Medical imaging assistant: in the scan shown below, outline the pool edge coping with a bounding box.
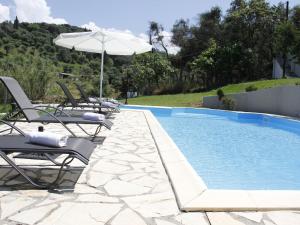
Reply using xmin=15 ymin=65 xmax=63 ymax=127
xmin=135 ymin=109 xmax=300 ymax=211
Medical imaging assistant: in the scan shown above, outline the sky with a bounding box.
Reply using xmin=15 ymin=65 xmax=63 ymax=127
xmin=0 ymin=0 xmax=299 ymax=53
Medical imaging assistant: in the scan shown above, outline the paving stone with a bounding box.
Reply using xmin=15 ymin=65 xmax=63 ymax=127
xmin=131 ymin=162 xmax=154 ymax=169
xmin=17 ymin=190 xmax=48 ymax=198
xmin=134 ymin=199 xmax=179 ymax=217
xmin=152 ymin=182 xmax=171 ymax=193
xmin=35 ymin=193 xmax=74 ymax=207
xmin=119 ymin=173 xmax=145 ymax=181
xmin=175 ymin=213 xmax=209 ymax=225
xmin=267 ymin=211 xmax=300 ymax=225
xmin=76 ymin=194 xmax=119 ymax=203
xmin=122 ymin=192 xmax=178 ymax=217
xmin=0 ymin=191 xmax=10 ymax=197
xmin=150 ymin=172 xmax=168 ymax=180
xmin=117 ymin=168 xmax=145 ymax=174
xmin=155 ymin=219 xmax=177 ymax=225
xmin=111 ymin=208 xmax=147 ymax=225
xmin=74 ymin=183 xmax=104 ymax=194
xmin=9 ymin=204 xmax=57 ymax=225
xmin=262 ymin=220 xmax=276 ymax=225
xmin=76 ymin=172 xmax=87 ymax=183
xmin=111 ymin=159 xmax=130 ymax=166
xmin=207 ymin=212 xmax=246 ymax=225
xmin=105 ymin=153 xmax=148 ymax=162
xmin=140 ymin=153 xmax=160 ymax=162
xmin=131 ymin=176 xmax=162 ymax=188
xmin=87 ymin=172 xmax=114 ymax=187
xmin=95 ymin=150 xmax=115 ymax=157
xmin=39 ymin=202 xmax=123 ymax=225
xmin=135 ymin=149 xmax=156 ymax=154
xmin=36 ymin=202 xmax=75 ymax=225
xmin=232 ymin=212 xmax=263 ymax=223
xmin=104 ymin=179 xmax=151 ymax=196
xmin=93 ymin=160 xmax=130 ymax=173
xmin=0 ymin=196 xmax=36 ymax=219
xmin=145 ymin=167 xmax=164 ymax=173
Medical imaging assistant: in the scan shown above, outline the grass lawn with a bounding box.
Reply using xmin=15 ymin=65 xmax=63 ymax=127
xmin=123 ymin=78 xmax=300 ymax=107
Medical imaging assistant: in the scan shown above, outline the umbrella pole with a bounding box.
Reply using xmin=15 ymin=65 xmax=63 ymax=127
xmin=99 ymin=41 xmax=105 ymax=100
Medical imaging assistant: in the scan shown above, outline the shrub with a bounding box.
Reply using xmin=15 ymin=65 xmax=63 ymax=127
xmin=222 ymin=97 xmax=235 ymax=110
xmin=245 ymin=85 xmax=258 ymax=92
xmin=295 ymin=82 xmax=300 ymax=86
xmin=216 ymin=89 xmax=225 ymax=100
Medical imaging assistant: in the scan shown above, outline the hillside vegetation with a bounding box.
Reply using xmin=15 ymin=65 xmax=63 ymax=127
xmin=0 ymin=21 xmax=129 ymax=101
xmin=124 ymin=78 xmax=300 ymax=107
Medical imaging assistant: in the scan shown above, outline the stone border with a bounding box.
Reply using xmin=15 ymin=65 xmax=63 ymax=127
xmin=137 ymin=109 xmax=300 ymax=211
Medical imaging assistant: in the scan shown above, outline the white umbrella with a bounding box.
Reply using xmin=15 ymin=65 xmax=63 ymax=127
xmin=53 ymin=29 xmax=152 ymax=98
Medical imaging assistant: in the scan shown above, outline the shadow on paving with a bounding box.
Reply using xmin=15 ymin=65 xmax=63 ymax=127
xmin=0 ymin=166 xmax=84 ymax=192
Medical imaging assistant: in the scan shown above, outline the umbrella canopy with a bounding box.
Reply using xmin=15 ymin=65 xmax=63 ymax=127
xmin=54 ymin=30 xmax=152 ymax=98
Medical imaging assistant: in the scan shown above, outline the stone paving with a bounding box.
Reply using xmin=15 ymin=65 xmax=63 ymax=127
xmin=0 ymin=110 xmax=299 ymax=225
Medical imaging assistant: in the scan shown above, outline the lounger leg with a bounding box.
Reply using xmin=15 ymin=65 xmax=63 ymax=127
xmin=45 ymin=153 xmax=74 ymax=166
xmin=9 ymin=121 xmax=17 ymax=134
xmin=0 ymin=121 xmax=18 ymax=135
xmin=75 ymin=123 xmax=102 ymax=139
xmin=92 ymin=125 xmax=102 ymax=141
xmin=0 ymin=151 xmax=76 ymax=189
xmin=48 ymin=155 xmax=75 ymax=188
xmin=0 ymin=151 xmax=46 ymax=188
xmin=54 ymin=105 xmax=60 ymax=116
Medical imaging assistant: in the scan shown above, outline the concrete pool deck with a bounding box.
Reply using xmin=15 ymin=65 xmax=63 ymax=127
xmin=0 ymin=110 xmax=299 ymax=225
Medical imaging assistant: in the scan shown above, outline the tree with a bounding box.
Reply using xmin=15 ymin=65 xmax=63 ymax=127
xmin=13 ymin=16 xmax=19 ymax=29
xmin=148 ymin=21 xmax=169 ymax=57
xmin=274 ymin=21 xmax=297 ymax=77
xmin=171 ymin=7 xmax=223 ymax=81
xmin=291 ymin=6 xmax=300 ymax=62
xmin=57 ymin=48 xmax=72 ymax=63
xmin=0 ymin=50 xmax=54 ymax=100
xmin=291 ymin=6 xmax=300 ymax=29
xmin=192 ymin=6 xmax=222 ymax=52
xmin=128 ymin=52 xmax=174 ymax=95
xmin=171 ymin=19 xmax=190 ymax=48
xmin=223 ymin=0 xmax=277 ymax=80
xmin=190 ymin=39 xmax=218 ymax=89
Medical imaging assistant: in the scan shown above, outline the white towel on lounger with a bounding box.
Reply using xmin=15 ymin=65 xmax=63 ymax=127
xmin=88 ymin=97 xmax=98 ymax=103
xmin=82 ymin=112 xmax=105 ymax=121
xmin=101 ymin=101 xmax=117 ymax=108
xmin=26 ymin=132 xmax=69 ymax=147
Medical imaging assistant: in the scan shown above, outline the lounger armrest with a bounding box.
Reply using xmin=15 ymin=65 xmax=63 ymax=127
xmin=20 ymin=107 xmax=77 ymax=137
xmin=0 ymin=119 xmax=26 ymax=136
xmin=34 ymin=105 xmax=72 ymax=117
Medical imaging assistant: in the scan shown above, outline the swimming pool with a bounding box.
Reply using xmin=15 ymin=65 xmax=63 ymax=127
xmin=123 ymin=106 xmax=300 ymax=190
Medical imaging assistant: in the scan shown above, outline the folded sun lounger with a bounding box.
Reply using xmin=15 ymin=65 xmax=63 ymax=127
xmin=0 ymin=76 xmax=113 ymax=140
xmin=0 ymin=120 xmax=96 ymax=188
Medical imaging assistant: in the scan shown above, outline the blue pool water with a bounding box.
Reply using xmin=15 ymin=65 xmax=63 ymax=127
xmin=123 ymin=106 xmax=300 ymax=190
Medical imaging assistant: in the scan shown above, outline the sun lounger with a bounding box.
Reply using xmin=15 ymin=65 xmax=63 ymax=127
xmin=56 ymin=81 xmax=120 ymax=114
xmin=0 ymin=76 xmax=113 ymax=139
xmin=75 ymin=83 xmax=122 ymax=107
xmin=0 ymin=119 xmax=96 ymax=188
